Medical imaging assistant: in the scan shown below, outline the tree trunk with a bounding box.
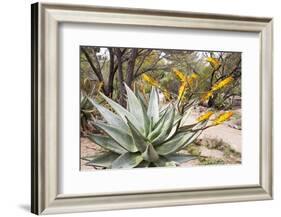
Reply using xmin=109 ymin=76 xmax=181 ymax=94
xmin=126 ymin=48 xmax=138 ymax=88
xmin=106 ymin=48 xmax=116 ymax=97
xmin=116 ymin=48 xmax=126 ymax=107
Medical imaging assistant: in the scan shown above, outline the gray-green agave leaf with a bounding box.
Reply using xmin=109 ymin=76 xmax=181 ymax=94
xmin=86 ymin=152 xmax=119 ymax=168
xmin=85 ymin=85 xmax=207 ymax=169
xmin=124 ymin=83 xmax=150 ymax=134
xmin=87 ymin=97 xmax=128 ymax=130
xmin=94 ymin=121 xmax=138 ymax=152
xmin=142 ymin=143 xmax=159 ymax=162
xmin=126 ymin=117 xmax=147 ymax=153
xmin=156 ymin=121 xmax=207 ymax=156
xmin=147 ymin=87 xmax=160 ymax=125
xmin=100 ymin=92 xmax=144 ymax=132
xmin=112 ymin=152 xmax=143 ymax=169
xmin=88 ymin=134 xmax=127 ymax=154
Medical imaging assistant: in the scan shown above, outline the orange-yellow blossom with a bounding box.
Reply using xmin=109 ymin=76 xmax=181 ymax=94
xmin=177 ymin=81 xmax=188 ymax=101
xmin=213 ymin=111 xmax=233 ymax=125
xmin=211 ymin=76 xmax=234 ymax=91
xmin=201 ymin=91 xmax=213 ymax=101
xmin=173 ymin=68 xmax=186 ymax=82
xmin=186 ymin=73 xmax=198 ymax=86
xmin=173 ymin=69 xmax=198 ymax=85
xmin=142 ymin=74 xmax=159 ymax=87
xmin=206 ymin=57 xmax=221 ymax=69
xmin=190 ymin=73 xmax=198 ymax=79
xmin=142 ymin=74 xmax=171 ymax=100
xmin=197 ymin=111 xmax=214 ymax=122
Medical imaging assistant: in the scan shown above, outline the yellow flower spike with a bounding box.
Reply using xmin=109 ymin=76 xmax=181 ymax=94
xmin=186 ymin=75 xmax=196 ymax=86
xmin=213 ymin=111 xmax=234 ymax=125
xmin=163 ymin=90 xmax=171 ymax=101
xmin=206 ymin=57 xmax=221 ymax=70
xmin=197 ymin=111 xmax=214 ymax=122
xmin=142 ymin=74 xmax=159 ymax=87
xmin=190 ymin=73 xmax=198 ymax=79
xmin=211 ymin=76 xmax=234 ymax=91
xmin=177 ymin=81 xmax=188 ymax=101
xmin=173 ymin=68 xmax=186 ymax=82
xmin=201 ymin=91 xmax=213 ymax=101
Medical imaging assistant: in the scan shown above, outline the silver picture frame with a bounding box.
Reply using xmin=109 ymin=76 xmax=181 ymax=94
xmin=31 ymin=2 xmax=273 ymax=215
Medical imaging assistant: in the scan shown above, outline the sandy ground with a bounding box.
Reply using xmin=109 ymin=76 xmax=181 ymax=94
xmin=200 ymin=124 xmax=241 ymax=152
xmin=80 ymin=109 xmax=241 ymax=170
xmin=185 ymin=111 xmax=241 ymax=152
xmin=80 ymin=137 xmax=106 ymax=171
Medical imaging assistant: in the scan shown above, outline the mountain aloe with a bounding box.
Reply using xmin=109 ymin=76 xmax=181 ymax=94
xmin=85 ymin=84 xmax=208 ymax=169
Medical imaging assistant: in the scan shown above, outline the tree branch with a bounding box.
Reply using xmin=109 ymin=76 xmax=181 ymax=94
xmin=81 ymin=47 xmax=104 ymax=82
xmin=134 ymin=49 xmax=153 ymax=76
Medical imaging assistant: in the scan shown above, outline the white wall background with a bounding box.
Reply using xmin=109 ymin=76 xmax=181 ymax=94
xmin=0 ymin=0 xmax=279 ymax=216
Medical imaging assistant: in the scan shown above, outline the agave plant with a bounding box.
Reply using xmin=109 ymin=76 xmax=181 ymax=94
xmin=85 ymin=84 xmax=207 ymax=169
xmin=80 ymin=95 xmax=96 ymax=135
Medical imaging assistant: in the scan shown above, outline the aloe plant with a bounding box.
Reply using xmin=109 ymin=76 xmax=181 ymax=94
xmin=80 ymin=96 xmax=95 ymax=134
xmin=85 ymin=84 xmax=207 ymax=169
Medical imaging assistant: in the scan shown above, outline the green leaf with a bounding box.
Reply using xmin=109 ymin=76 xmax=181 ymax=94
xmin=126 ymin=117 xmax=148 ymax=153
xmin=135 ymin=88 xmax=148 ymax=110
xmin=178 ymin=123 xmax=197 ymax=132
xmin=149 ymin=117 xmax=153 ymax=133
xmin=179 ymin=118 xmax=208 ymax=132
xmin=94 ymin=121 xmax=137 ymax=152
xmin=152 ymin=107 xmax=175 ymax=145
xmin=155 ymin=132 xmax=194 ymax=156
xmin=124 ymin=83 xmax=146 ymax=130
xmin=81 ymin=96 xmax=88 ymax=108
xmin=159 ymin=103 xmax=170 ymax=116
xmin=179 ymin=107 xmax=192 ymax=127
xmin=81 ymin=155 xmax=95 ymax=161
xmin=165 ymin=153 xmax=197 ymax=165
xmin=124 ymin=83 xmax=150 ymax=135
xmin=166 ymin=116 xmax=182 ymax=140
xmin=112 ymin=152 xmax=143 ymax=169
xmin=148 ymin=107 xmax=169 ymax=140
xmin=100 ymin=92 xmax=143 ymax=132
xmin=88 ymin=134 xmax=127 ymax=154
xmin=81 ymin=96 xmax=93 ymax=110
xmin=192 ymin=120 xmax=208 ymax=130
xmin=182 ymin=130 xmax=203 ymax=149
xmin=156 ymin=121 xmax=207 ymax=155
xmin=86 ymin=152 xmax=119 ymax=168
xmin=153 ymin=156 xmax=177 ymax=167
xmin=147 ymin=87 xmax=159 ymax=125
xmin=142 ymin=143 xmax=159 ymax=162
xmin=88 ymin=97 xmax=128 ymax=130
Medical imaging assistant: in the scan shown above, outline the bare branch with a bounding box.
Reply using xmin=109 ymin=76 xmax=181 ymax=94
xmin=81 ymin=47 xmax=104 ymax=82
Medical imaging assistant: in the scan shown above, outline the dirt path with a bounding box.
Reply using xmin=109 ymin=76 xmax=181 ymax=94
xmin=184 ymin=111 xmax=241 ymax=153
xmin=199 ymin=124 xmax=241 ymax=152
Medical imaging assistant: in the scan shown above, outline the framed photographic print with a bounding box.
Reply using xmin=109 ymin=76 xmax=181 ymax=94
xmin=31 ymin=2 xmax=273 ymax=215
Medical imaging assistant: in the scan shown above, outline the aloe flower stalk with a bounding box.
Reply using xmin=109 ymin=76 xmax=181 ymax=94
xmin=85 ymin=83 xmax=208 ymax=169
